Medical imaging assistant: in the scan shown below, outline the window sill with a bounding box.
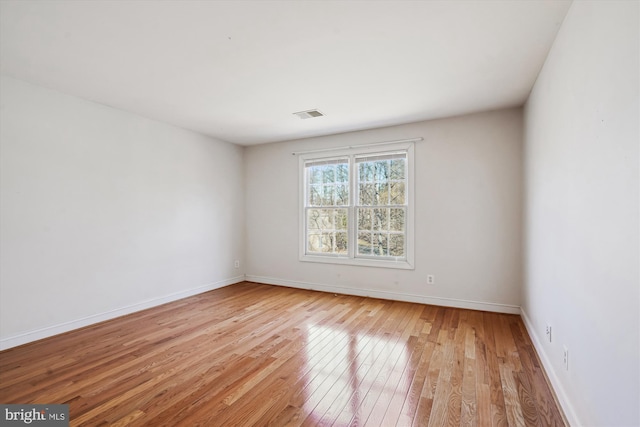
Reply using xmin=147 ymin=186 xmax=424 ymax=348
xmin=299 ymin=254 xmax=414 ymax=270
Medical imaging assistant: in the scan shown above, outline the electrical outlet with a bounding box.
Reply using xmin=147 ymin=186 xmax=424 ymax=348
xmin=545 ymin=324 xmax=552 ymax=343
xmin=234 ymin=260 xmax=240 ymax=268
xmin=427 ymin=275 xmax=435 ymax=285
xmin=563 ymin=346 xmax=569 ymax=371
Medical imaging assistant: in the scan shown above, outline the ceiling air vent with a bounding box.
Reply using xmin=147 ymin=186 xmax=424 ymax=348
xmin=293 ymin=109 xmax=324 ymax=119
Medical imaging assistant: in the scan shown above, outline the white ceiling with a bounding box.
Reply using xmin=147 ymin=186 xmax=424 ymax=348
xmin=0 ymin=0 xmax=571 ymax=145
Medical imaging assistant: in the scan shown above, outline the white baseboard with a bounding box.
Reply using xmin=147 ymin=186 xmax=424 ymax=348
xmin=0 ymin=275 xmax=245 ymax=351
xmin=245 ymin=275 xmax=521 ymax=314
xmin=520 ymin=307 xmax=581 ymax=427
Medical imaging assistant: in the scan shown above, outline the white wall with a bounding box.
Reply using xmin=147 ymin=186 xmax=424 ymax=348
xmin=245 ymin=108 xmax=523 ymax=313
xmin=523 ymin=1 xmax=639 ymax=426
xmin=0 ymin=76 xmax=245 ymax=349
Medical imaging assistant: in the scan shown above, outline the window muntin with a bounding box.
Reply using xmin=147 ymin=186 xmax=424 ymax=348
xmin=300 ymin=143 xmax=414 ymax=269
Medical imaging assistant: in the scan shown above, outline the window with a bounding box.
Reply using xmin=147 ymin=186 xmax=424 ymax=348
xmin=299 ymin=142 xmax=414 ymax=269
xmin=305 ymin=158 xmax=350 ymax=255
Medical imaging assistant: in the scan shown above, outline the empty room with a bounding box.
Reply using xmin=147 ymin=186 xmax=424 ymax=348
xmin=0 ymin=1 xmax=638 ymax=426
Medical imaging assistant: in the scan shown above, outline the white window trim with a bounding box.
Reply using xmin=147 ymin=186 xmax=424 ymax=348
xmin=298 ymin=141 xmax=415 ymax=270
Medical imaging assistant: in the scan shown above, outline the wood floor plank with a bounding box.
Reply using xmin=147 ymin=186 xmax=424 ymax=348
xmin=484 ymin=312 xmax=509 ymax=427
xmin=461 ymin=355 xmax=477 ymax=427
xmin=0 ymin=281 xmax=567 ymax=426
xmin=499 ymin=363 xmax=526 ymax=427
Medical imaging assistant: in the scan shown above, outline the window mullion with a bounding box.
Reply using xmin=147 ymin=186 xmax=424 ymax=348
xmin=348 ymin=155 xmax=356 ymax=259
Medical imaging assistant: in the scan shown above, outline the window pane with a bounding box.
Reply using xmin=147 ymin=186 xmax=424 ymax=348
xmin=390 ymin=159 xmax=406 ymax=180
xmin=389 ymin=234 xmax=405 ymax=257
xmin=389 ymin=208 xmax=405 ymax=231
xmin=335 ymin=232 xmax=348 ymax=253
xmin=308 ymin=233 xmax=322 ymax=253
xmin=375 ymin=183 xmax=389 ymax=204
xmin=309 ymin=167 xmax=323 ymax=185
xmin=322 ymin=167 xmax=335 ymax=183
xmin=390 ymin=182 xmax=405 ymax=205
xmin=372 ymin=208 xmax=389 ymax=231
xmin=308 ymin=185 xmax=322 ymax=206
xmin=359 ymin=183 xmax=375 ymax=205
xmin=335 ymin=209 xmax=348 ymax=230
xmin=320 ymin=233 xmax=335 ymax=253
xmin=307 ymin=209 xmax=331 ymax=230
xmin=336 ymin=163 xmax=349 ymax=182
xmin=336 ymin=184 xmax=348 ymax=206
xmin=357 ymin=232 xmax=372 ymax=255
xmin=322 ymin=185 xmax=335 ymax=205
xmin=372 ymin=233 xmax=389 ymax=256
xmin=357 ymin=208 xmax=372 ymax=231
xmin=375 ymin=161 xmax=389 ymax=181
xmin=307 ymin=209 xmax=321 ymax=230
xmin=321 ymin=209 xmax=334 ymax=229
xmin=359 ymin=162 xmax=374 ymax=182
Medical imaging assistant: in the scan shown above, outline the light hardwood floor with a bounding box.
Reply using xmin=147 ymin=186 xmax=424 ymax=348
xmin=0 ymin=281 xmax=566 ymax=426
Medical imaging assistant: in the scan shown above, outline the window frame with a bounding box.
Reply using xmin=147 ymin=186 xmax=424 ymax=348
xmin=298 ymin=141 xmax=415 ymax=270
